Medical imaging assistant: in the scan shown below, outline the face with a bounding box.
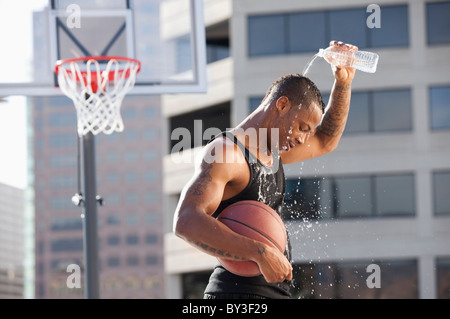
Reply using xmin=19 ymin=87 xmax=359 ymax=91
xmin=277 ymin=102 xmax=323 ymax=153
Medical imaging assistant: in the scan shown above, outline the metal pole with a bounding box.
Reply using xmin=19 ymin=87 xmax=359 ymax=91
xmin=79 ymin=131 xmax=100 ymax=299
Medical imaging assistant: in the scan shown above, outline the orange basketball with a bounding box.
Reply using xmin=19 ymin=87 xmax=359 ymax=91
xmin=216 ymin=200 xmax=287 ymax=277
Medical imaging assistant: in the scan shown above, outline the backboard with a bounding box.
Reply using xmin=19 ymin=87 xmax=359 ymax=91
xmin=0 ymin=0 xmax=207 ymax=96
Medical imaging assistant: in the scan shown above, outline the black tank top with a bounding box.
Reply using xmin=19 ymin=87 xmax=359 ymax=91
xmin=204 ymin=131 xmax=292 ymax=299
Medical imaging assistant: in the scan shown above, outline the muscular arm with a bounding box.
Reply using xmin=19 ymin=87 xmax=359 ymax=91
xmin=315 ymin=80 xmax=352 ymax=150
xmin=173 ymin=140 xmax=292 ymax=283
xmin=281 ymin=41 xmax=357 ymax=164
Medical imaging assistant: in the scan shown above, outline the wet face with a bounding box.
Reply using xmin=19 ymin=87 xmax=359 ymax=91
xmin=278 ymin=102 xmax=323 ymax=153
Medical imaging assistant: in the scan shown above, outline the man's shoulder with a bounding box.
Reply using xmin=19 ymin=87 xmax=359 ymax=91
xmin=200 ymin=136 xmax=247 ymax=166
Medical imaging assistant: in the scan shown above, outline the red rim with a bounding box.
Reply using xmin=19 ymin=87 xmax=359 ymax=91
xmin=55 ymin=56 xmax=141 ymax=82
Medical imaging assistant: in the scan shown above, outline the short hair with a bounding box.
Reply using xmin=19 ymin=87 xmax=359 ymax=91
xmin=263 ymin=73 xmax=325 ymax=113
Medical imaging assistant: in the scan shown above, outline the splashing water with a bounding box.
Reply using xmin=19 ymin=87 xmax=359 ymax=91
xmin=302 ymin=53 xmax=320 ymax=76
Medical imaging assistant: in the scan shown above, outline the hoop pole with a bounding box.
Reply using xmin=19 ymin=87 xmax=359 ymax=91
xmin=79 ymin=131 xmax=100 ymax=299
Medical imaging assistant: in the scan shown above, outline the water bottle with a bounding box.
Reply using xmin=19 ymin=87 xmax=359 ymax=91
xmin=317 ymin=46 xmax=379 ymax=73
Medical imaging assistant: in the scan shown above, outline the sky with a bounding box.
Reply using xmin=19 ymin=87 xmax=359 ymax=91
xmin=0 ymin=0 xmax=48 ymax=189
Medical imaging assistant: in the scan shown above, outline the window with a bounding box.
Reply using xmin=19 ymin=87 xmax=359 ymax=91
xmin=345 ymin=89 xmax=412 ymax=134
xmin=51 ymin=238 xmax=83 ymax=252
xmin=249 ymin=97 xmax=263 ymax=113
xmin=436 ymin=257 xmax=450 ymax=299
xmin=51 ymin=218 xmax=82 ymax=231
xmin=284 ymin=173 xmax=415 ymax=220
xmin=248 ymin=5 xmax=409 ymax=57
xmin=288 ymin=12 xmax=326 ymax=53
xmin=124 ymin=151 xmax=139 ymax=162
xmin=368 ymin=5 xmax=409 ymax=48
xmin=372 ymin=89 xmax=412 ymax=132
xmin=433 ymin=171 xmax=450 ymax=216
xmin=248 ymin=14 xmax=286 ymax=56
xmin=430 ymin=86 xmax=450 ymax=130
xmin=249 ymin=89 xmax=412 ymax=135
xmin=345 ymin=92 xmax=370 ymax=134
xmin=206 ymin=21 xmax=230 ymax=63
xmin=292 ymin=259 xmax=418 ymax=299
xmin=107 ymin=215 xmax=120 ymax=225
xmin=126 ymin=214 xmax=139 ymax=225
xmin=329 ymin=8 xmax=368 ymax=47
xmin=169 ymin=102 xmax=231 ymax=152
xmin=333 ymin=176 xmax=372 ymax=218
xmin=375 ymin=174 xmax=415 ymax=216
xmin=50 ymin=175 xmax=77 ymax=189
xmin=107 ymin=235 xmax=120 ymax=246
xmin=427 ymin=2 xmax=450 ymax=45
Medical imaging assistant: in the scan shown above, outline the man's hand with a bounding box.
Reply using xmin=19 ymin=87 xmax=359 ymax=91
xmin=253 ymin=244 xmax=293 ymax=283
xmin=329 ymin=40 xmax=357 ymax=84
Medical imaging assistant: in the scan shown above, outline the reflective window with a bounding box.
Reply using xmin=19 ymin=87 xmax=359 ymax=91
xmin=369 ymin=5 xmax=409 ymax=48
xmin=248 ymin=5 xmax=409 ymax=57
xmin=433 ymin=171 xmax=450 ymax=215
xmin=375 ymin=174 xmax=415 ymax=216
xmin=51 ymin=238 xmax=83 ymax=252
xmin=427 ymin=2 xmax=450 ymax=45
xmin=373 ymin=89 xmax=412 ymax=132
xmin=107 ymin=215 xmax=120 ymax=225
xmin=329 ymin=8 xmax=368 ymax=47
xmin=250 ymin=89 xmax=412 ymax=135
xmin=334 ymin=176 xmax=372 ymax=218
xmin=288 ymin=12 xmax=327 ymax=53
xmin=430 ymin=86 xmax=450 ymax=130
xmin=284 ymin=173 xmax=415 ymax=220
xmin=436 ymin=257 xmax=450 ymax=299
xmin=345 ymin=92 xmax=370 ymax=134
xmin=288 ymin=259 xmax=418 ymax=299
xmin=107 ymin=235 xmax=120 ymax=246
xmin=248 ymin=14 xmax=286 ymax=56
xmin=50 ymin=218 xmax=82 ymax=231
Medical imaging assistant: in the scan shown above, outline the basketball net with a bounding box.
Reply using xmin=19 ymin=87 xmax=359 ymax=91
xmin=55 ymin=56 xmax=141 ymax=136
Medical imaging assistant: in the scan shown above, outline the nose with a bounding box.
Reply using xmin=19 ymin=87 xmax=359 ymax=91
xmin=296 ymin=133 xmax=307 ymax=145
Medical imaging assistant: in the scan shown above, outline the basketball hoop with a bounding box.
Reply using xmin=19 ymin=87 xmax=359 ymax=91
xmin=55 ymin=56 xmax=141 ymax=136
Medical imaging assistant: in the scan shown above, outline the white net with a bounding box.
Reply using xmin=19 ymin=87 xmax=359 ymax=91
xmin=56 ymin=58 xmax=140 ymax=135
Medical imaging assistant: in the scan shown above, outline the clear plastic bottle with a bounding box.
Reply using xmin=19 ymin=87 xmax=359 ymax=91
xmin=317 ymin=46 xmax=379 ymax=73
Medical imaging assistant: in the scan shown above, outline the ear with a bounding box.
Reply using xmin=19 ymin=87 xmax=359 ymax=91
xmin=275 ymin=96 xmax=291 ymax=115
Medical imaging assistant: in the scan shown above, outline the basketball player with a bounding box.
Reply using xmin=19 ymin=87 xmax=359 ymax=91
xmin=173 ymin=41 xmax=357 ymax=299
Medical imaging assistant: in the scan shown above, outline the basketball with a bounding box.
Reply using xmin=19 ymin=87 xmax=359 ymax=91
xmin=216 ymin=200 xmax=287 ymax=277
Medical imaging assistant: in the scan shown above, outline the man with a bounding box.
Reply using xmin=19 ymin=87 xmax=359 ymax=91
xmin=173 ymin=41 xmax=357 ymax=299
